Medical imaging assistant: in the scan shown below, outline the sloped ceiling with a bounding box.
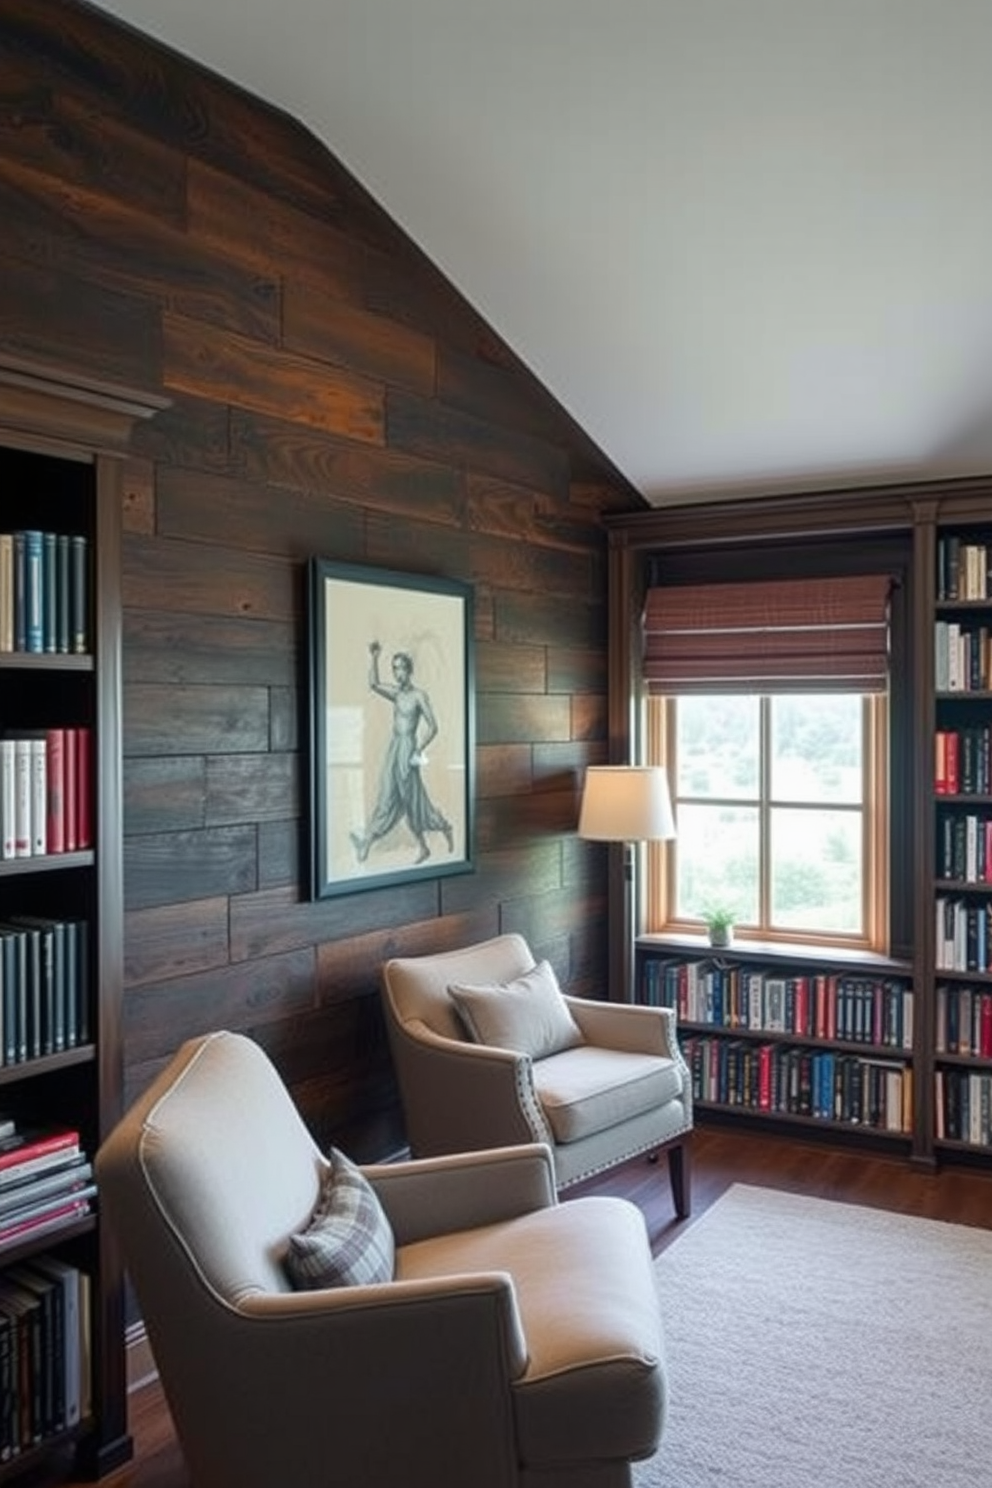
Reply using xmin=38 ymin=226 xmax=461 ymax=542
xmin=95 ymin=0 xmax=992 ymax=506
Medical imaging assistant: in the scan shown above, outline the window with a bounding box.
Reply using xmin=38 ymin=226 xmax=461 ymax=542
xmin=647 ymin=690 xmax=888 ymax=949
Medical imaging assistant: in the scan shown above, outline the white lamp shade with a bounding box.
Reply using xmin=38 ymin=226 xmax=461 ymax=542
xmin=577 ymin=766 xmax=676 ymax=843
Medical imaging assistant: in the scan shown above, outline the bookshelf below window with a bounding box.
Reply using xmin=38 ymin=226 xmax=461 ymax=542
xmin=636 ymin=937 xmax=916 ymax=1147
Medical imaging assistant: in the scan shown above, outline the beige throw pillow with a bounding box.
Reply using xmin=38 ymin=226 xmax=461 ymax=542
xmin=449 ymin=960 xmax=583 ymax=1060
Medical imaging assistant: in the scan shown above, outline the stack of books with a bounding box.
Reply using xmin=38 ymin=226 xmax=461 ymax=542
xmin=0 ymin=1124 xmax=94 ymax=1249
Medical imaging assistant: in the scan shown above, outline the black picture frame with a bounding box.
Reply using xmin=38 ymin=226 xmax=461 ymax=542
xmin=308 ymin=558 xmax=475 ymax=899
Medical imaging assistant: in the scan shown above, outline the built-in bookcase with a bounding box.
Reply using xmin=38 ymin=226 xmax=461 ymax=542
xmin=606 ymin=473 xmax=992 ymax=1175
xmin=0 ymin=355 xmax=165 ymax=1481
xmin=933 ymin=527 xmax=992 ymax=1154
xmin=636 ymin=938 xmax=916 ymax=1148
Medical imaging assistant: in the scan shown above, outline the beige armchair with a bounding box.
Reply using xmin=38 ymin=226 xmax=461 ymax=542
xmin=381 ymin=932 xmax=692 ymax=1218
xmin=96 ymin=1029 xmax=667 ymax=1488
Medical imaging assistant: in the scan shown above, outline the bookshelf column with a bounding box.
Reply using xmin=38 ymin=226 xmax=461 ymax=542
xmin=0 ymin=354 xmax=167 ymax=1480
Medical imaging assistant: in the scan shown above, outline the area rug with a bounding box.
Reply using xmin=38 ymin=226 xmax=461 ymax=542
xmin=633 ymin=1183 xmax=992 ymax=1488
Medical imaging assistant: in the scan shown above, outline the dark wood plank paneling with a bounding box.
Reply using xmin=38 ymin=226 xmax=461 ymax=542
xmin=155 ymin=465 xmax=366 ymax=558
xmin=231 ymin=407 xmax=464 ymax=523
xmin=475 ymin=742 xmax=534 ymax=798
xmin=122 ymin=455 xmax=155 ymax=534
xmin=547 ymin=645 xmax=608 ymax=694
xmin=205 ymin=752 xmax=298 ymax=826
xmin=439 ymin=842 xmax=564 ymax=916
xmin=125 ymin=826 xmax=259 ymax=911
xmin=0 ymin=0 xmax=362 ymax=227
xmin=123 ymin=535 xmax=296 ymax=621
xmin=124 ymin=756 xmax=207 ymax=835
xmin=496 ymin=589 xmax=605 ymax=649
xmin=0 ymin=249 xmax=160 ymax=388
xmin=0 ymin=159 xmax=280 ymax=344
xmin=476 ymin=641 xmax=547 ymax=695
xmin=229 ymin=880 xmax=441 ymax=963
xmin=476 ymin=694 xmax=572 ymax=746
xmin=284 ymin=280 xmax=436 ymax=396
xmin=124 ymin=948 xmax=317 ymax=1062
xmin=258 ymin=819 xmax=303 ymax=889
xmin=124 ymin=683 xmax=271 ymax=756
xmin=124 ymin=610 xmax=294 ymax=687
xmin=0 ymin=60 xmax=186 ymax=225
xmin=387 ymin=388 xmax=570 ymax=494
xmin=129 ymin=392 xmax=234 ymax=473
xmin=186 ymin=158 xmax=368 ymax=299
xmin=163 ymin=311 xmax=385 ymax=443
xmin=123 ymin=896 xmax=231 ymax=987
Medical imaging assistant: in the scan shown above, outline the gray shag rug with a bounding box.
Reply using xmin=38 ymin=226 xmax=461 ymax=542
xmin=633 ymin=1183 xmax=992 ymax=1488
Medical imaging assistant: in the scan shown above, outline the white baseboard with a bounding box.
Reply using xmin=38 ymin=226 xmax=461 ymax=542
xmin=126 ymin=1322 xmax=158 ymax=1393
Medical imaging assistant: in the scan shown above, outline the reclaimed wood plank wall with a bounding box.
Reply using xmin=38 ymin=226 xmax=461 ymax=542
xmin=0 ymin=0 xmax=644 ymax=1155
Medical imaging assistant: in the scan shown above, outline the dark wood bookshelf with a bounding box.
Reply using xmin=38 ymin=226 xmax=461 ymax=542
xmin=0 ymin=354 xmax=167 ymax=1484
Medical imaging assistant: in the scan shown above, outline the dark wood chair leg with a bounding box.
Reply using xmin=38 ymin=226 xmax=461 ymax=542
xmin=667 ymin=1140 xmax=691 ymax=1219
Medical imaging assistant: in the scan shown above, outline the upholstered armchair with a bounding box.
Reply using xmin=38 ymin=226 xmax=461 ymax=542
xmin=96 ymin=1029 xmax=667 ymax=1488
xmin=381 ymin=932 xmax=692 ymax=1217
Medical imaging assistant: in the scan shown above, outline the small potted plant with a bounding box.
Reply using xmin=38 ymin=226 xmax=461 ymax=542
xmin=702 ymin=906 xmax=736 ymax=949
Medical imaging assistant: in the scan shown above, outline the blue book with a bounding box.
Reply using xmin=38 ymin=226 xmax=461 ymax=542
xmin=23 ymin=530 xmax=43 ymax=654
xmin=42 ymin=531 xmax=56 ymax=654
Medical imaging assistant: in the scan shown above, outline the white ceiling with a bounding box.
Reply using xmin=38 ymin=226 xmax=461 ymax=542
xmin=95 ymin=0 xmax=992 ymax=506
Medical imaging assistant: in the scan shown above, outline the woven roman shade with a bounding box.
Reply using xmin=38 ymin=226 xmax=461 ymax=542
xmin=642 ymin=574 xmax=892 ymax=693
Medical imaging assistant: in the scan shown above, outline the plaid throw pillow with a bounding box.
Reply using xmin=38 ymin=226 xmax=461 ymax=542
xmin=285 ymin=1148 xmax=395 ymax=1289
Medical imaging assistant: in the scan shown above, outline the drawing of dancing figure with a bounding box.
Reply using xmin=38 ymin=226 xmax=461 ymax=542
xmin=350 ymin=640 xmax=454 ymax=865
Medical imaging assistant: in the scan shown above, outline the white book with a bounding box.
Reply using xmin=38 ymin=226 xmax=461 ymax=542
xmin=29 ymin=734 xmax=45 ymax=856
xmin=11 ymin=735 xmax=31 ymax=858
xmin=0 ymin=738 xmax=13 ymax=859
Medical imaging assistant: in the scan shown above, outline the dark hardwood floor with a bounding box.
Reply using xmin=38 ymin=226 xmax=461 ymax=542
xmin=75 ymin=1123 xmax=992 ymax=1488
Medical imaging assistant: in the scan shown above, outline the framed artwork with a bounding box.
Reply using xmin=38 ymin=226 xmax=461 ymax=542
xmin=308 ymin=558 xmax=475 ymax=899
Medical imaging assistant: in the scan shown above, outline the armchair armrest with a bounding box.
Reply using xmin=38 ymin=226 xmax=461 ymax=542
xmin=389 ymin=1017 xmax=553 ymax=1153
xmin=564 ymin=997 xmax=684 ymax=1059
xmin=220 ymin=1276 xmax=527 ymax=1487
xmin=362 ymin=1144 xmax=557 ymax=1244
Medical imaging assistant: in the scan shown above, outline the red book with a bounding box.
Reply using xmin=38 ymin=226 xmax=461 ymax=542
xmin=981 ymin=994 xmax=992 ymax=1058
xmin=45 ymin=727 xmax=65 ymax=854
xmin=758 ymin=1043 xmax=772 ymax=1109
xmin=75 ymin=726 xmax=92 ymax=850
xmin=0 ymin=1129 xmax=80 ymax=1174
xmin=946 ymin=731 xmax=960 ymax=795
xmin=63 ymin=726 xmax=77 ymax=852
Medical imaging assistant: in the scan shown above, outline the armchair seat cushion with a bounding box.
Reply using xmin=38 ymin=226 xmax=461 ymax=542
xmin=396 ymin=1194 xmax=665 ymax=1465
xmin=533 ymin=1047 xmax=685 ymax=1145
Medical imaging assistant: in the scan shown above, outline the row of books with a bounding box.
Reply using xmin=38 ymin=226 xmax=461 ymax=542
xmin=0 ymin=1254 xmax=90 ymax=1459
xmin=0 ymin=918 xmax=90 ymax=1063
xmin=934 ymin=620 xmax=992 ymax=692
xmin=0 ymin=729 xmax=92 ymax=859
xmin=640 ymin=957 xmax=914 ymax=1049
xmin=936 ymin=984 xmax=992 ymax=1057
xmin=936 ymin=811 xmax=992 ymax=883
xmin=934 ymin=727 xmax=992 ymax=796
xmin=936 ymin=536 xmax=992 ymax=602
xmin=934 ymin=895 xmax=992 ymax=974
xmin=681 ymin=1034 xmax=912 ymax=1131
xmin=0 ymin=531 xmax=89 ymax=656
xmin=936 ymin=1068 xmax=992 ymax=1146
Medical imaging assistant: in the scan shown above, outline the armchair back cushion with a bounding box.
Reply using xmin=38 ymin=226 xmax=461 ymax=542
xmin=384 ymin=931 xmax=536 ymax=1040
xmin=449 ymin=959 xmax=583 ymax=1059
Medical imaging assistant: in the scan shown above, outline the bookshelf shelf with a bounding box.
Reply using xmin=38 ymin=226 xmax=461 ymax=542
xmin=0 ymin=354 xmax=166 ymax=1482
